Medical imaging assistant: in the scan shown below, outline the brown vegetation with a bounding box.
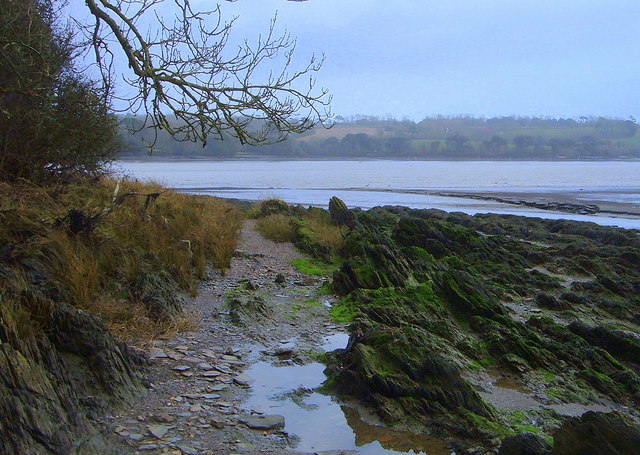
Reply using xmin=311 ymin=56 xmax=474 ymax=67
xmin=0 ymin=178 xmax=242 ymax=340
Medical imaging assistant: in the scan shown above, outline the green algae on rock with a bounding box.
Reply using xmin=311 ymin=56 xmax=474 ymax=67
xmin=323 ymin=200 xmax=640 ymax=449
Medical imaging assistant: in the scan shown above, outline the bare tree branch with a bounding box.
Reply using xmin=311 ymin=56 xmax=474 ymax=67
xmin=80 ymin=0 xmax=331 ymax=147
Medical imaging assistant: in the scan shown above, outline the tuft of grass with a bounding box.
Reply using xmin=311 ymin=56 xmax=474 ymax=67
xmin=300 ymin=210 xmax=346 ymax=252
xmin=255 ymin=213 xmax=296 ymax=243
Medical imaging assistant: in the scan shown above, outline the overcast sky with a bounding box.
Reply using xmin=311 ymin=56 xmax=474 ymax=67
xmin=70 ymin=0 xmax=640 ymax=121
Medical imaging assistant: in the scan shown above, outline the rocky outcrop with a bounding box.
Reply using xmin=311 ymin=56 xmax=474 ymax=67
xmin=329 ymin=196 xmax=357 ymax=229
xmin=552 ymin=411 xmax=640 ymax=455
xmin=568 ymin=321 xmax=640 ymax=368
xmin=324 ymin=204 xmax=640 ymax=442
xmin=498 ymin=432 xmax=551 ymax=455
xmin=0 ymin=301 xmax=146 ymax=454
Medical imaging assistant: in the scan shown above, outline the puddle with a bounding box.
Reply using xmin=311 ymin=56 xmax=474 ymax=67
xmin=493 ymin=377 xmax=533 ymax=395
xmin=243 ymin=332 xmax=451 ymax=454
xmin=479 ymin=373 xmax=542 ymax=411
xmin=322 ymin=332 xmax=350 ymax=352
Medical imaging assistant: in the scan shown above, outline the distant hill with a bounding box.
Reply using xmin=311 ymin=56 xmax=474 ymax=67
xmin=119 ymin=115 xmax=640 ymax=160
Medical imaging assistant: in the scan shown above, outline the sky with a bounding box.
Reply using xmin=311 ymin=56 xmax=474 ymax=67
xmin=68 ymin=0 xmax=640 ymax=121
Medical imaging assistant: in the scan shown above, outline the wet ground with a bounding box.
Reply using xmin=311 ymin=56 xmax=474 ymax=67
xmin=100 ymin=221 xmax=449 ymax=454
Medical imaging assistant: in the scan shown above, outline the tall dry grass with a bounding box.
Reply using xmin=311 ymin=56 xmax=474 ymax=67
xmin=0 ymin=177 xmax=242 ymax=340
xmin=255 ymin=213 xmax=297 ymax=242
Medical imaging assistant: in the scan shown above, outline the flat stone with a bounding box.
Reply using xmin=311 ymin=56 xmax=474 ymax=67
xmin=202 ymin=370 xmax=221 ymax=377
xmin=165 ymin=350 xmax=183 ymax=360
xmin=151 ymin=411 xmax=173 ymax=423
xmin=148 ymin=424 xmax=172 ymax=438
xmin=139 ymin=444 xmax=160 ymax=450
xmin=176 ymin=443 xmax=200 ymax=455
xmin=238 ymin=414 xmax=285 ymax=430
xmin=149 ymin=348 xmax=168 ymax=359
xmin=197 ymin=362 xmax=214 ymax=370
xmin=233 ymin=374 xmax=254 ymax=387
xmin=209 ymin=384 xmax=226 ymax=392
xmin=171 ymin=365 xmax=191 ymax=372
xmin=202 ymin=393 xmax=221 ymax=399
xmin=214 ymin=365 xmax=234 ymax=374
xmin=128 ymin=433 xmax=145 ymax=441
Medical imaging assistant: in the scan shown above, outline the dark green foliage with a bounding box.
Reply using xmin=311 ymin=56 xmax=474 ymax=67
xmin=0 ymin=0 xmax=119 ymax=181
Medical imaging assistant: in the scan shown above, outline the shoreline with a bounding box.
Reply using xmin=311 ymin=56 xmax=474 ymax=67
xmin=117 ymin=155 xmax=640 ymax=163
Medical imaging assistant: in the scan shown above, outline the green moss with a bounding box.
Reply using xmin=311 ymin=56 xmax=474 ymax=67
xmin=539 ymin=369 xmax=556 ymax=383
xmin=330 ymin=296 xmax=359 ymax=323
xmin=291 ymin=257 xmax=339 ymax=276
xmin=291 ymin=298 xmax=323 ymax=316
xmin=461 ymin=410 xmax=510 ymax=438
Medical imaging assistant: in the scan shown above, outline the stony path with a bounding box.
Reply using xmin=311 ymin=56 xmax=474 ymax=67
xmin=100 ymin=220 xmax=344 ymax=455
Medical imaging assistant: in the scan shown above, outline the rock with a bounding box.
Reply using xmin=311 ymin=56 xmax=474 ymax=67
xmin=498 ymin=432 xmax=551 ymax=455
xmin=147 ymin=424 xmax=172 ymax=438
xmin=242 ymin=280 xmax=259 ymax=291
xmin=0 ymin=301 xmax=144 ymax=454
xmin=171 ymin=365 xmax=191 ymax=372
xmin=128 ymin=433 xmax=145 ymax=441
xmin=329 ymin=196 xmax=356 ymax=229
xmin=238 ymin=414 xmax=285 ymax=430
xmin=274 ymin=273 xmax=286 ymax=284
xmin=552 ymin=411 xmax=640 ymax=455
xmin=202 ymin=370 xmax=221 ymax=378
xmin=233 ymin=374 xmax=254 ymax=386
xmin=197 ymin=362 xmax=214 ymax=370
xmin=151 ymin=411 xmax=174 ymax=423
xmin=176 ymin=443 xmax=200 ymax=454
xmin=536 ymin=293 xmax=569 ymax=310
xmin=149 ymin=347 xmax=168 ymax=359
xmin=568 ymin=321 xmax=640 ymax=364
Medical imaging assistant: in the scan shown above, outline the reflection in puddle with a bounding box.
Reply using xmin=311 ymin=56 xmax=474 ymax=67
xmin=322 ymin=332 xmax=350 ymax=352
xmin=244 ymin=333 xmax=451 ymax=454
xmin=342 ymin=406 xmax=451 ymax=454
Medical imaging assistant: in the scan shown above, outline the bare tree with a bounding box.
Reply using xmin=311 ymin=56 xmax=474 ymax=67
xmin=81 ymin=0 xmax=331 ymax=146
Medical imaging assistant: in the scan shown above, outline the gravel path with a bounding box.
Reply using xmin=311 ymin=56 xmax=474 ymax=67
xmin=100 ymin=220 xmax=345 ymax=455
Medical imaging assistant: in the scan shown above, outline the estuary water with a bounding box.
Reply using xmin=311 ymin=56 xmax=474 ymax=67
xmin=115 ymin=160 xmax=640 ymax=229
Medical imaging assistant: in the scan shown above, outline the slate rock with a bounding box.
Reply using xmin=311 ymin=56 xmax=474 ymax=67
xmin=238 ymin=414 xmax=285 ymax=430
xmin=552 ymin=411 xmax=640 ymax=455
xmin=498 ymin=432 xmax=551 ymax=455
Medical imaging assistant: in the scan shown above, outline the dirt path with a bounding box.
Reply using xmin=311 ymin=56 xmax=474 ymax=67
xmin=100 ymin=220 xmax=345 ymax=455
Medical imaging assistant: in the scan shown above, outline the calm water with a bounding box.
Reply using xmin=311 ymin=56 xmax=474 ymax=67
xmin=115 ymin=160 xmax=640 ymax=228
xmin=242 ymin=334 xmax=451 ymax=454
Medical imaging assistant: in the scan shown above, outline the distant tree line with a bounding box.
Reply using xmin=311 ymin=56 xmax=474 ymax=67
xmin=120 ymin=115 xmax=640 ymax=159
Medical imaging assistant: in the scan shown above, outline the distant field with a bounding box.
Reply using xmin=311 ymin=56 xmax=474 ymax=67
xmin=618 ymin=135 xmax=640 ymax=146
xmin=299 ymin=126 xmax=388 ymax=141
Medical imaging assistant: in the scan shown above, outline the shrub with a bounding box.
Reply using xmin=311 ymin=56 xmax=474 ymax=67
xmin=255 ymin=213 xmax=296 ymax=242
xmin=0 ymin=0 xmax=119 ymax=182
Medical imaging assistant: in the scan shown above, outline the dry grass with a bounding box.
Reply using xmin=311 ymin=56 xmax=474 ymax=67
xmin=255 ymin=213 xmax=296 ymax=242
xmin=0 ymin=177 xmax=242 ymax=341
xmin=301 ymin=210 xmax=346 ymax=252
